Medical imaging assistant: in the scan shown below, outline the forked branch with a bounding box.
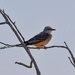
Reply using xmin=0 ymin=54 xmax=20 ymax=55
xmin=0 ymin=9 xmax=41 ymax=75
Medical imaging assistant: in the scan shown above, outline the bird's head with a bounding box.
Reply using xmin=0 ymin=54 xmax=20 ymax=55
xmin=43 ymin=26 xmax=56 ymax=34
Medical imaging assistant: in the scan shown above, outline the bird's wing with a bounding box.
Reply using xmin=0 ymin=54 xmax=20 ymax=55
xmin=26 ymin=32 xmax=50 ymax=45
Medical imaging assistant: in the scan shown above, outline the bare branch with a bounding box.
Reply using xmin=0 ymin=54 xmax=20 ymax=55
xmin=1 ymin=41 xmax=75 ymax=69
xmin=0 ymin=9 xmax=8 ymax=22
xmin=64 ymin=42 xmax=75 ymax=68
xmin=0 ymin=9 xmax=41 ymax=75
xmin=0 ymin=42 xmax=10 ymax=46
xmin=0 ymin=41 xmax=67 ymax=49
xmin=15 ymin=60 xmax=33 ymax=68
xmin=0 ymin=22 xmax=7 ymax=25
xmin=68 ymin=57 xmax=75 ymax=68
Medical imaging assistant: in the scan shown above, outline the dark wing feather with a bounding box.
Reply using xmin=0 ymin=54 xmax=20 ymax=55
xmin=25 ymin=32 xmax=50 ymax=45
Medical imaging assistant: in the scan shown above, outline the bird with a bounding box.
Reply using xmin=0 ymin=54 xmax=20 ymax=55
xmin=16 ymin=26 xmax=56 ymax=47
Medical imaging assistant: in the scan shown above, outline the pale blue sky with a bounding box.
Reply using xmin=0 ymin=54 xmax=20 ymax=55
xmin=0 ymin=0 xmax=75 ymax=75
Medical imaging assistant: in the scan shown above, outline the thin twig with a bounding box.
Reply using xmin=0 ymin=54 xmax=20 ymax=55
xmin=68 ymin=57 xmax=75 ymax=67
xmin=15 ymin=60 xmax=33 ymax=68
xmin=64 ymin=42 xmax=75 ymax=68
xmin=0 ymin=42 xmax=10 ymax=46
xmin=0 ymin=22 xmax=7 ymax=25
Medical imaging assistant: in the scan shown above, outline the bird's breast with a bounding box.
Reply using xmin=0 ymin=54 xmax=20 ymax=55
xmin=33 ymin=34 xmax=52 ymax=47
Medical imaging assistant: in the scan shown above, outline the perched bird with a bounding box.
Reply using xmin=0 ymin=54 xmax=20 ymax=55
xmin=16 ymin=26 xmax=56 ymax=47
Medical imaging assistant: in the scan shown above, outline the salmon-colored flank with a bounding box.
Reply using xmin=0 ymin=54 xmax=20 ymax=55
xmin=33 ymin=34 xmax=52 ymax=47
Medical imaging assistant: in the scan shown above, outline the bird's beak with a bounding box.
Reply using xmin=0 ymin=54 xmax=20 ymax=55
xmin=51 ymin=29 xmax=56 ymax=31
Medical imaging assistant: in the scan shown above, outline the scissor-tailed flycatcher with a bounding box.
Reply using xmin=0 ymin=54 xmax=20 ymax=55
xmin=16 ymin=26 xmax=56 ymax=47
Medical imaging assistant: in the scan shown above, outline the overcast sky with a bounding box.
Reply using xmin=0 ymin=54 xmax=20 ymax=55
xmin=0 ymin=0 xmax=75 ymax=75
